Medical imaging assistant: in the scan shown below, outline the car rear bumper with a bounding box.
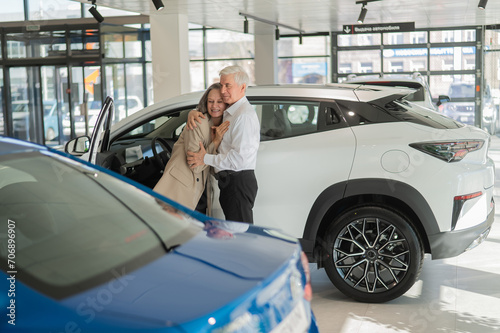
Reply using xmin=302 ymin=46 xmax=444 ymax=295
xmin=428 ymin=204 xmax=494 ymax=259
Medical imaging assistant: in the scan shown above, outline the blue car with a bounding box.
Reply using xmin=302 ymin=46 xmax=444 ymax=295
xmin=0 ymin=137 xmax=318 ymax=332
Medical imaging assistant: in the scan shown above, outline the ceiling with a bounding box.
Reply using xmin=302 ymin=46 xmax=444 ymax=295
xmin=78 ymin=0 xmax=500 ymax=35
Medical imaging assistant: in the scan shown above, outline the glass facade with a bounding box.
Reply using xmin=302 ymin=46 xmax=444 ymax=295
xmin=1 ymin=1 xmax=499 ymax=145
xmin=0 ymin=22 xmax=150 ymax=147
xmin=189 ymin=26 xmax=255 ymax=90
xmin=28 ymin=0 xmax=82 ymax=21
xmin=278 ymin=35 xmax=331 ymax=84
xmin=336 ymin=29 xmax=479 ymax=99
xmin=0 ymin=0 xmax=138 ymax=23
xmin=334 ymin=27 xmax=500 ymax=134
xmin=0 ymin=0 xmax=24 ymax=22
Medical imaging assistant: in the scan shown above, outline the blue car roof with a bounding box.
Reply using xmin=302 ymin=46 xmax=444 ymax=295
xmin=0 ymin=136 xmax=47 ymax=156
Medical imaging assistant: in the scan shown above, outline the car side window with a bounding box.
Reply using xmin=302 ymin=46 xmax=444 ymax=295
xmin=253 ymin=101 xmax=319 ymax=141
xmin=121 ymin=115 xmax=173 ymax=138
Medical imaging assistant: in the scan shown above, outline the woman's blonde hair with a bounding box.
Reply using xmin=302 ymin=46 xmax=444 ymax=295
xmin=197 ymin=83 xmax=223 ymax=116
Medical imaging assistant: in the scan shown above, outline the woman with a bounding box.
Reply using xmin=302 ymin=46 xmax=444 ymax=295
xmin=153 ymin=83 xmax=229 ymax=212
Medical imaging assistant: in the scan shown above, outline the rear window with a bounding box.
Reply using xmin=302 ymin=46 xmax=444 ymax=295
xmin=337 ymin=98 xmax=463 ymax=129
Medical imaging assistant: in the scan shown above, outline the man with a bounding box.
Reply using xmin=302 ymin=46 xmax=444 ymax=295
xmin=186 ymin=65 xmax=260 ymax=224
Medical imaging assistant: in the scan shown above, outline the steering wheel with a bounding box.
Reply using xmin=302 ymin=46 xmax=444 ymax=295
xmin=151 ymin=137 xmax=173 ymax=171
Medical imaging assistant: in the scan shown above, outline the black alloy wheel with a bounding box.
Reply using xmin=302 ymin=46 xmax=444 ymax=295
xmin=323 ymin=206 xmax=424 ymax=303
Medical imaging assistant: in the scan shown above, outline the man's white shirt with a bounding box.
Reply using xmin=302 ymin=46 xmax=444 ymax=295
xmin=204 ymin=96 xmax=260 ymax=173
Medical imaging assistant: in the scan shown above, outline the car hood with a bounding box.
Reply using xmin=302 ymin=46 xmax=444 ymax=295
xmin=47 ymin=224 xmax=299 ymax=329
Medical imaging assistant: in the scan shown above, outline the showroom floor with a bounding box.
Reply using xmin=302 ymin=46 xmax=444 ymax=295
xmin=310 ymin=135 xmax=500 ymax=333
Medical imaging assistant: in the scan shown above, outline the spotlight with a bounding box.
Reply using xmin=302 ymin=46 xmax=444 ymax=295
xmin=275 ymin=26 xmax=280 ymax=40
xmin=244 ymin=16 xmax=248 ymax=33
xmin=299 ymin=33 xmax=303 ymax=45
xmin=357 ymin=3 xmax=367 ymax=24
xmin=478 ymin=0 xmax=488 ymax=9
xmin=88 ymin=1 xmax=104 ymax=23
xmin=152 ymin=0 xmax=164 ymax=11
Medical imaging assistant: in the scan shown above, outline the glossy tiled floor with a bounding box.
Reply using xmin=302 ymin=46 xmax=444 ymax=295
xmin=311 ymin=136 xmax=500 ymax=333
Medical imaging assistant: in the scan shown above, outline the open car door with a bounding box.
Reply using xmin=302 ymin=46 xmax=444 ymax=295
xmin=88 ymin=96 xmax=114 ymax=166
xmin=65 ymin=96 xmax=115 ymax=167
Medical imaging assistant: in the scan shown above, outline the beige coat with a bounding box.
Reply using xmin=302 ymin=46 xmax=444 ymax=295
xmin=153 ymin=117 xmax=216 ymax=212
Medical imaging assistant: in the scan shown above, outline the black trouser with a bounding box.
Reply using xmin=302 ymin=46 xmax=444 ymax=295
xmin=216 ymin=170 xmax=258 ymax=224
xmin=195 ymin=187 xmax=208 ymax=214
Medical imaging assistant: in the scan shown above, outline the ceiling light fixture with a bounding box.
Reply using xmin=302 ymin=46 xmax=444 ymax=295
xmin=152 ymin=0 xmax=164 ymax=11
xmin=478 ymin=0 xmax=488 ymax=9
xmin=299 ymin=33 xmax=303 ymax=45
xmin=357 ymin=3 xmax=367 ymax=24
xmin=88 ymin=0 xmax=104 ymax=23
xmin=243 ymin=16 xmax=249 ymax=33
xmin=355 ymin=0 xmax=381 ymax=24
xmin=238 ymin=12 xmax=305 ymax=36
xmin=275 ymin=26 xmax=280 ymax=40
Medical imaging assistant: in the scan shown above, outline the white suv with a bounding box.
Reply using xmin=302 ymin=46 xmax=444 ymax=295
xmin=66 ymin=84 xmax=495 ymax=303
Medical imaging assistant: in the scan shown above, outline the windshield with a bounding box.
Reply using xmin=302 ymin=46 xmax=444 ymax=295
xmin=0 ymin=152 xmax=202 ymax=299
xmin=337 ymin=97 xmax=463 ymax=129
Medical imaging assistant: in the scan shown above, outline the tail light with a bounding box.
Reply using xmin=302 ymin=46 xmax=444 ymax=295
xmin=409 ymin=140 xmax=484 ymax=162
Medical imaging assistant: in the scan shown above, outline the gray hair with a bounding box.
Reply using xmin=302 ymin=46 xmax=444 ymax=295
xmin=219 ymin=65 xmax=250 ymax=88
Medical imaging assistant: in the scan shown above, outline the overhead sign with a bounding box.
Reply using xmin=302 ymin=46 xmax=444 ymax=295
xmin=382 ymin=47 xmax=476 ymax=58
xmin=342 ymin=22 xmax=415 ymax=34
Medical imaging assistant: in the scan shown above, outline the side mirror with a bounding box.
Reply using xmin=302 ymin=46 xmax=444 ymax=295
xmin=436 ymin=95 xmax=451 ymax=107
xmin=65 ymin=136 xmax=90 ymax=155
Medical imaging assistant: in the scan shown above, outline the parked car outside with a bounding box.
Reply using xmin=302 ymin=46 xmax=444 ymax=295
xmin=0 ymin=136 xmax=318 ymax=332
xmin=7 ymin=100 xmax=85 ymax=143
xmin=66 ymin=84 xmax=495 ymax=303
xmin=11 ymin=100 xmax=30 ymax=139
xmin=43 ymin=100 xmax=86 ymax=142
xmin=440 ymin=81 xmax=499 ymax=134
xmin=87 ymin=96 xmax=144 ymax=132
xmin=345 ymin=72 xmax=450 ymax=111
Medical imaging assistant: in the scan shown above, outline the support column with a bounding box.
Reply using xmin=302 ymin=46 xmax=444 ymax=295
xmin=150 ymin=13 xmax=190 ymax=102
xmin=254 ymin=22 xmax=278 ymax=85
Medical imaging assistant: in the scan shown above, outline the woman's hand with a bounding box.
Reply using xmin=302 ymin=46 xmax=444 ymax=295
xmin=211 ymin=121 xmax=230 ymax=147
xmin=186 ymin=110 xmax=206 ymax=130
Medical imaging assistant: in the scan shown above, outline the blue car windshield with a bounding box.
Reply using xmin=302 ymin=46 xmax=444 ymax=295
xmin=0 ymin=152 xmax=202 ymax=299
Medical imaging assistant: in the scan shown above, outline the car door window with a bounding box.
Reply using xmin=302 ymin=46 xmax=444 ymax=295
xmin=253 ymin=101 xmax=319 ymax=141
xmin=122 ymin=115 xmax=174 ymax=138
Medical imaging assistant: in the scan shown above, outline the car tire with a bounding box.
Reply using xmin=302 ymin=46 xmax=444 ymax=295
xmin=323 ymin=205 xmax=424 ymax=303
